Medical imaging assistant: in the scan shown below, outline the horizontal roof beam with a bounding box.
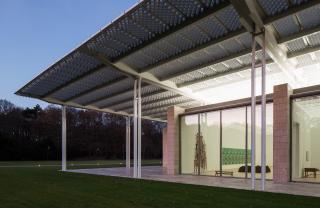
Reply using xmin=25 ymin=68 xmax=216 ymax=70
xmin=180 ymin=42 xmax=320 ymax=89
xmin=126 ymin=99 xmax=192 ymax=114
xmin=278 ymin=25 xmax=320 ymax=44
xmin=110 ymin=94 xmax=183 ymax=112
xmin=42 ymin=97 xmax=167 ymax=123
xmin=263 ymin=0 xmax=320 ymax=26
xmin=136 ymin=1 xmax=319 ymax=83
xmin=98 ymin=89 xmax=167 ymax=109
xmin=170 ymin=24 xmax=320 ymax=86
xmin=141 ymin=106 xmax=169 ymax=116
xmin=145 ymin=111 xmax=167 ymax=118
xmin=141 ymin=99 xmax=193 ymax=112
xmin=41 ymin=64 xmax=105 ymax=98
xmin=82 ymin=83 xmax=149 ymax=106
xmin=63 ymin=76 xmax=128 ymax=102
xmin=81 ymin=47 xmax=205 ymax=102
xmin=140 ymin=28 xmax=247 ymax=73
xmin=82 ymin=87 xmax=132 ymax=106
xmin=288 ymin=45 xmax=320 ymax=58
xmin=112 ymin=1 xmax=231 ymax=62
xmin=177 ymin=60 xmax=273 ymax=88
xmin=132 ymin=0 xmax=318 ymax=75
xmin=160 ymin=48 xmax=251 ymax=81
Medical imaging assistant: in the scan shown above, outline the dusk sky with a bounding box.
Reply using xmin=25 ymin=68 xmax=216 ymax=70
xmin=0 ymin=0 xmax=137 ymax=108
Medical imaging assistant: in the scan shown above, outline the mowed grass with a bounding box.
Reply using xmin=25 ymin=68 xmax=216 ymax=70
xmin=0 ymin=165 xmax=320 ymax=208
xmin=0 ymin=160 xmax=161 ymax=169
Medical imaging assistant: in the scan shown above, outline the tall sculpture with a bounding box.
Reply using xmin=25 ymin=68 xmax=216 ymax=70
xmin=194 ymin=114 xmax=207 ymax=175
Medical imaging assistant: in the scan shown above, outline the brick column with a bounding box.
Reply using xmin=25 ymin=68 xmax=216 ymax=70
xmin=273 ymin=83 xmax=292 ymax=183
xmin=165 ymin=106 xmax=185 ymax=175
xmin=162 ymin=128 xmax=167 ymax=169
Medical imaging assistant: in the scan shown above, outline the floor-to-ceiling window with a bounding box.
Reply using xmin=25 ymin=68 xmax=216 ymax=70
xmin=200 ymin=111 xmax=220 ymax=176
xmin=180 ymin=103 xmax=273 ymax=179
xmin=292 ymin=95 xmax=320 ymax=183
xmin=221 ymin=107 xmax=247 ymax=178
xmin=247 ymin=104 xmax=274 ymax=179
xmin=181 ymin=114 xmax=198 ymax=174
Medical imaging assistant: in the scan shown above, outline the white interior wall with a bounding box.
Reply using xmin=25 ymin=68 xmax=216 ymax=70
xmin=201 ymin=112 xmax=220 ymax=173
xmin=292 ymin=103 xmax=314 ymax=178
xmin=181 ymin=115 xmax=197 ymax=174
xmin=310 ymin=125 xmax=320 ymax=168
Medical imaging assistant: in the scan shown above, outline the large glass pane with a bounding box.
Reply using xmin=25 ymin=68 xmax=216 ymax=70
xmin=247 ymin=103 xmax=273 ymax=179
xmin=199 ymin=111 xmax=220 ymax=176
xmin=292 ymin=95 xmax=320 ymax=183
xmin=181 ymin=114 xmax=198 ymax=174
xmin=221 ymin=107 xmax=247 ymax=178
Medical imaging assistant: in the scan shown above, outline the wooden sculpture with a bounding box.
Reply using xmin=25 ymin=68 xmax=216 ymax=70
xmin=194 ymin=131 xmax=207 ymax=175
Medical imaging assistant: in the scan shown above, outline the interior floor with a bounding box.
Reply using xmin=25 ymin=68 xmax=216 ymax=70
xmin=195 ymin=167 xmax=273 ymax=180
xmin=293 ymin=174 xmax=320 ymax=183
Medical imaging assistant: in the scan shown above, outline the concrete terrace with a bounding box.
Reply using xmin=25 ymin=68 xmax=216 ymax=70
xmin=68 ymin=166 xmax=320 ymax=198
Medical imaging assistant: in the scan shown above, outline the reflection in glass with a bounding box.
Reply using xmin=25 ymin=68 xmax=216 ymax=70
xmin=200 ymin=112 xmax=220 ymax=176
xmin=180 ymin=103 xmax=273 ymax=179
xmin=247 ymin=104 xmax=273 ymax=179
xmin=221 ymin=107 xmax=247 ymax=178
xmin=181 ymin=114 xmax=198 ymax=174
xmin=292 ymin=96 xmax=320 ymax=183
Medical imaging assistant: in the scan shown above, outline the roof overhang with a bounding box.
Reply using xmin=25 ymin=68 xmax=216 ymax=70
xmin=17 ymin=0 xmax=320 ymax=121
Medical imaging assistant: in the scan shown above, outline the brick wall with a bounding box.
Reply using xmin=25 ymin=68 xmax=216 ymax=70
xmin=273 ymin=83 xmax=292 ymax=183
xmin=165 ymin=106 xmax=185 ymax=175
xmin=162 ymin=127 xmax=167 ymax=169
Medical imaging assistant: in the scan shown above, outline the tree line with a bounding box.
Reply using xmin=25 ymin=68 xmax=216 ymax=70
xmin=0 ymin=99 xmax=165 ymax=161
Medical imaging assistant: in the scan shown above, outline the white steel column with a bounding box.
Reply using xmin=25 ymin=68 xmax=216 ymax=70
xmin=137 ymin=77 xmax=142 ymax=178
xmin=133 ymin=80 xmax=138 ymax=178
xmin=61 ymin=105 xmax=67 ymax=171
xmin=126 ymin=116 xmax=131 ymax=175
xmin=133 ymin=78 xmax=142 ymax=178
xmin=250 ymin=32 xmax=256 ymax=190
xmin=261 ymin=29 xmax=267 ymax=191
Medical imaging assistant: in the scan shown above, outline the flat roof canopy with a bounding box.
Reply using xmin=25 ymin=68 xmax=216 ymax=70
xmin=17 ymin=0 xmax=320 ymax=121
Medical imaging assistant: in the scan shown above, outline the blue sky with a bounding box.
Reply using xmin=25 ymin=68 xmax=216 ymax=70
xmin=0 ymin=0 xmax=137 ymax=108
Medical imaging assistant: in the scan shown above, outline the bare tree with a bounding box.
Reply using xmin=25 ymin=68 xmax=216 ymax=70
xmin=0 ymin=99 xmax=15 ymax=114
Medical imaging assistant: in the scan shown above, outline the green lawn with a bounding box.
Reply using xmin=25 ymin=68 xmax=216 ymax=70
xmin=0 ymin=160 xmax=161 ymax=169
xmin=0 ymin=164 xmax=319 ymax=208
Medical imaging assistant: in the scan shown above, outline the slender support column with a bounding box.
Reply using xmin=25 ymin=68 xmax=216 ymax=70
xmin=126 ymin=116 xmax=131 ymax=175
xmin=245 ymin=106 xmax=248 ymax=179
xmin=137 ymin=77 xmax=142 ymax=178
xmin=133 ymin=78 xmax=142 ymax=178
xmin=133 ymin=80 xmax=138 ymax=178
xmin=251 ymin=32 xmax=256 ymax=190
xmin=261 ymin=28 xmax=267 ymax=191
xmin=61 ymin=105 xmax=67 ymax=171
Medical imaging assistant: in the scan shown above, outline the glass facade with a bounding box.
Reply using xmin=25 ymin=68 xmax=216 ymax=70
xmin=292 ymin=95 xmax=320 ymax=183
xmin=221 ymin=107 xmax=247 ymax=178
xmin=180 ymin=103 xmax=273 ymax=179
xmin=200 ymin=111 xmax=220 ymax=175
xmin=181 ymin=114 xmax=198 ymax=174
xmin=247 ymin=104 xmax=274 ymax=179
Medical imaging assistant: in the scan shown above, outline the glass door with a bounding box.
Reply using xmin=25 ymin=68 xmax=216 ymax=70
xmin=199 ymin=111 xmax=220 ymax=176
xmin=221 ymin=107 xmax=247 ymax=178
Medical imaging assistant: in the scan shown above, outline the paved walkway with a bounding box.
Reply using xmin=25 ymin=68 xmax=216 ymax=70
xmin=67 ymin=166 xmax=320 ymax=198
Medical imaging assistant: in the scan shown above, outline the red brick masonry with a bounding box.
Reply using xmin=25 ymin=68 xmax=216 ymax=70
xmin=273 ymin=83 xmax=292 ymax=183
xmin=165 ymin=106 xmax=185 ymax=175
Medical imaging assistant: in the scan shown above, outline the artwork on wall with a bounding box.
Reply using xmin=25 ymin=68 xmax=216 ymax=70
xmin=222 ymin=148 xmax=251 ymax=165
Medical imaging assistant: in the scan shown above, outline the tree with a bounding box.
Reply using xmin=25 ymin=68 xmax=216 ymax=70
xmin=0 ymin=99 xmax=15 ymax=114
xmin=0 ymin=101 xmax=165 ymax=161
